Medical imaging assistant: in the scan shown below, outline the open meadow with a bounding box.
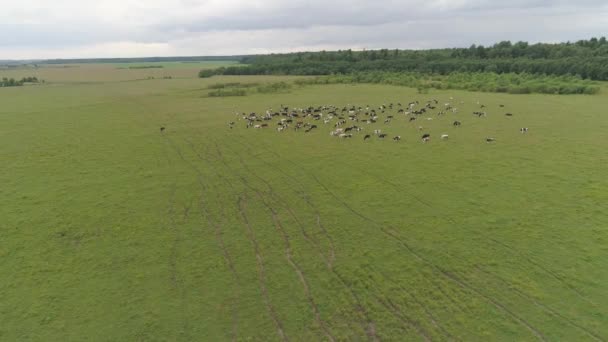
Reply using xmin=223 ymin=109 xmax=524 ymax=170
xmin=2 ymin=65 xmax=608 ymax=341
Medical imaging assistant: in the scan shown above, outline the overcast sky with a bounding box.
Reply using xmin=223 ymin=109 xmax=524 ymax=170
xmin=1 ymin=0 xmax=607 ymax=59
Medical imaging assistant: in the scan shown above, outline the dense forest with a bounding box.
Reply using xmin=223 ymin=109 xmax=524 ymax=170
xmin=208 ymin=38 xmax=608 ymax=81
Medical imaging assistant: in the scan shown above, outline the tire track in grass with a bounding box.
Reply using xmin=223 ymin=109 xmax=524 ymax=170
xmin=308 ymin=172 xmax=547 ymax=341
xmin=315 ymin=215 xmax=336 ymax=270
xmin=183 ymin=137 xmax=263 ymax=340
xmin=197 ymin=178 xmax=241 ymax=341
xmin=229 ymin=134 xmax=436 ymax=340
xmin=486 ymin=236 xmax=596 ymax=307
xmin=231 ymin=165 xmax=334 ymax=341
xmin=379 ymin=270 xmax=456 ymax=341
xmin=472 ymin=266 xmax=605 ymax=342
xmin=219 ymin=138 xmax=376 ymax=340
xmin=249 ymin=132 xmax=591 ymax=308
xmin=231 ymin=134 xmax=339 ymax=269
xmin=264 ymin=193 xmax=336 ymax=342
xmin=161 ymin=136 xmax=190 ymax=335
xmin=376 ymin=297 xmax=432 ymax=342
xmin=167 ymin=136 xmax=244 ymax=339
xmin=347 ymin=148 xmax=596 ymax=307
xmin=233 ymin=134 xmax=471 ymax=334
xmin=246 ymin=134 xmax=584 ymax=340
xmin=238 ymin=195 xmax=288 ymax=342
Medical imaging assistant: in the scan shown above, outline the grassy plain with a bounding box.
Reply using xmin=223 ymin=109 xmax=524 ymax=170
xmin=0 ymin=61 xmax=241 ymax=84
xmin=1 ymin=65 xmax=607 ymax=341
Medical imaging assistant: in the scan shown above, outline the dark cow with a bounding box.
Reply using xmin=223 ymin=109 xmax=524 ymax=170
xmin=363 ymin=134 xmax=371 ymax=141
xmin=160 ymin=127 xmax=166 ymax=133
xmin=453 ymin=121 xmax=461 ymax=126
xmin=421 ymin=133 xmax=430 ymax=142
xmin=486 ymin=138 xmax=496 ymax=143
xmin=378 ymin=134 xmax=388 ymax=139
xmin=393 ymin=136 xmax=401 ymax=141
xmin=505 ymin=113 xmax=513 ymax=116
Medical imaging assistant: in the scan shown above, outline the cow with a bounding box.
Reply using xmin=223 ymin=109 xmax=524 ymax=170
xmin=364 ymin=134 xmax=371 ymax=141
xmin=520 ymin=127 xmax=529 ymax=133
xmin=373 ymin=129 xmax=382 ymax=135
xmin=393 ymin=136 xmax=401 ymax=141
xmin=160 ymin=127 xmax=166 ymax=133
xmin=486 ymin=138 xmax=496 ymax=143
xmin=441 ymin=134 xmax=449 ymax=140
xmin=505 ymin=113 xmax=513 ymax=117
xmin=421 ymin=133 xmax=430 ymax=142
xmin=378 ymin=134 xmax=388 ymax=139
xmin=453 ymin=121 xmax=461 ymax=126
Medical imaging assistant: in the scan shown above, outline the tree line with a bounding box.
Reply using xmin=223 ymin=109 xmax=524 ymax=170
xmin=203 ymin=37 xmax=608 ymax=81
xmin=294 ymin=72 xmax=600 ymax=95
xmin=0 ymin=76 xmax=39 ymax=87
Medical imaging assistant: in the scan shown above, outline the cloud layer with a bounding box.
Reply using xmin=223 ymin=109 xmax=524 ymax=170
xmin=1 ymin=0 xmax=607 ymax=59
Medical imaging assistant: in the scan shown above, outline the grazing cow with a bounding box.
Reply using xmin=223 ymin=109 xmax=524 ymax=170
xmin=409 ymin=117 xmax=417 ymax=122
xmin=254 ymin=124 xmax=262 ymax=129
xmin=364 ymin=134 xmax=371 ymax=141
xmin=421 ymin=133 xmax=430 ymax=142
xmin=378 ymin=134 xmax=388 ymax=139
xmin=499 ymin=104 xmax=505 ymax=107
xmin=505 ymin=113 xmax=513 ymax=116
xmin=441 ymin=134 xmax=449 ymax=140
xmin=486 ymin=138 xmax=496 ymax=143
xmin=520 ymin=127 xmax=529 ymax=133
xmin=453 ymin=121 xmax=461 ymax=126
xmin=339 ymin=133 xmax=353 ymax=138
xmin=373 ymin=129 xmax=382 ymax=135
xmin=160 ymin=127 xmax=165 ymax=133
xmin=393 ymin=136 xmax=401 ymax=141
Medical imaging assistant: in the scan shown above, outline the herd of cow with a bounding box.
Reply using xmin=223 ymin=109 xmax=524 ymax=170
xmin=224 ymin=98 xmax=529 ymax=143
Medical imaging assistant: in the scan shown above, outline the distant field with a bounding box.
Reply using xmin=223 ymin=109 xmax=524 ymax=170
xmin=1 ymin=65 xmax=607 ymax=341
xmin=0 ymin=61 xmax=242 ymax=83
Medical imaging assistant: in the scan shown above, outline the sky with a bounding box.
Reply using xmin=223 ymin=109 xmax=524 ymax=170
xmin=1 ymin=0 xmax=607 ymax=59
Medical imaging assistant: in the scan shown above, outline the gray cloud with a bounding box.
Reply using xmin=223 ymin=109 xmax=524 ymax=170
xmin=0 ymin=0 xmax=606 ymax=59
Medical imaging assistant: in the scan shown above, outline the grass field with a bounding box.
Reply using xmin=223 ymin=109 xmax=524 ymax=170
xmin=0 ymin=61 xmax=241 ymax=84
xmin=1 ymin=66 xmax=607 ymax=341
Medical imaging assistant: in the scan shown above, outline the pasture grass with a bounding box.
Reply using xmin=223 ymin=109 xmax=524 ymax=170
xmin=1 ymin=66 xmax=607 ymax=341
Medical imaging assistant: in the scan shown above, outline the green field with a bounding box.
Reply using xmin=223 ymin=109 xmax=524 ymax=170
xmin=0 ymin=61 xmax=241 ymax=84
xmin=2 ymin=66 xmax=607 ymax=341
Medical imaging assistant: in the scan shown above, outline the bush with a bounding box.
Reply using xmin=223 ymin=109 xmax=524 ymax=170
xmin=256 ymin=82 xmax=292 ymax=93
xmin=207 ymin=89 xmax=247 ymax=97
xmin=199 ymin=69 xmax=217 ymax=78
